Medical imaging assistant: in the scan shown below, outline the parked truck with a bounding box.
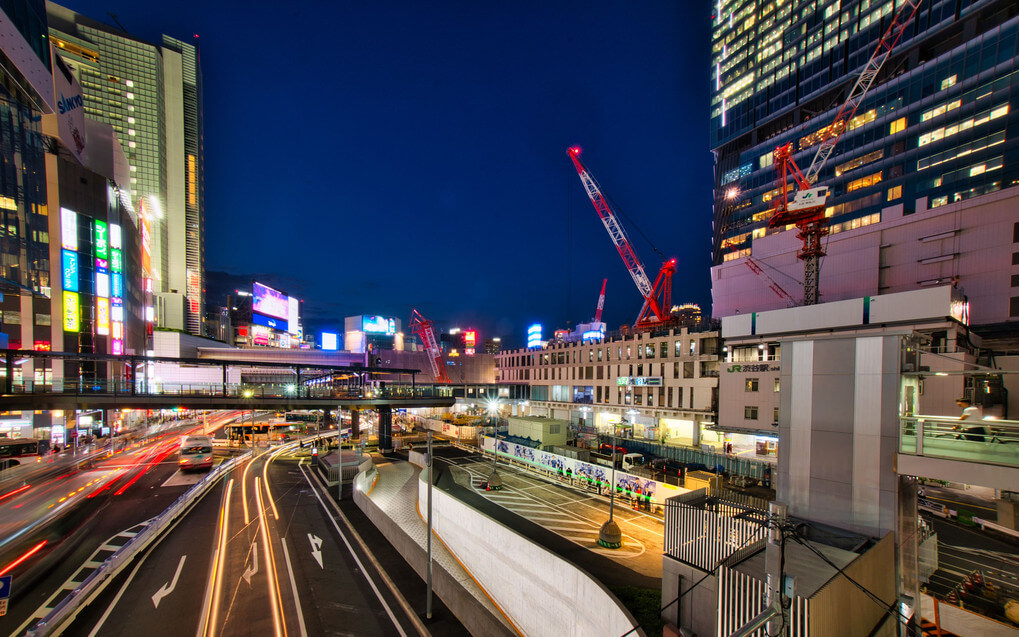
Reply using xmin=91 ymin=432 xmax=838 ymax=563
xmin=591 ymin=451 xmax=644 ymax=471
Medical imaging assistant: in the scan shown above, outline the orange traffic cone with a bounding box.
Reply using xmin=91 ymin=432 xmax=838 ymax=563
xmin=947 ymin=589 xmax=958 ymax=605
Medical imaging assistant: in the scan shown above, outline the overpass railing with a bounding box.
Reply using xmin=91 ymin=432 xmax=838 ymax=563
xmin=899 ymin=415 xmax=1019 ymax=469
xmin=3 ymin=379 xmax=456 ymax=401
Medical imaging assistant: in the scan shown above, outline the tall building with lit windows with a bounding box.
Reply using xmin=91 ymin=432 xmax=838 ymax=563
xmin=710 ymin=0 xmax=1019 ymax=327
xmin=45 ymin=3 xmax=204 ymax=336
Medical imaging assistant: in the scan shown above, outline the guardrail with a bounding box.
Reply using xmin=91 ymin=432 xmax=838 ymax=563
xmin=5 ymin=379 xmax=456 ymax=401
xmin=900 ymin=416 xmax=1019 ymax=469
xmin=25 ymin=452 xmax=249 ymax=636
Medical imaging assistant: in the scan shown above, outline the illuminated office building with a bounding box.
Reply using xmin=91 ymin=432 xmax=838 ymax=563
xmin=46 ymin=3 xmax=205 ymax=335
xmin=710 ymin=0 xmax=1019 ymax=326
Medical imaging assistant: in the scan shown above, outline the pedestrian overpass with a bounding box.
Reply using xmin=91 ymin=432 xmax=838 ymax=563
xmin=0 ymin=349 xmax=455 ymax=450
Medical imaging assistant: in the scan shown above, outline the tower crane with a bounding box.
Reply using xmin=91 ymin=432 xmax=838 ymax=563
xmin=594 ymin=278 xmax=607 ymax=323
xmin=766 ymin=0 xmax=923 ymax=305
xmin=567 ymin=147 xmax=676 ymax=330
xmin=409 ymin=309 xmax=450 ymax=384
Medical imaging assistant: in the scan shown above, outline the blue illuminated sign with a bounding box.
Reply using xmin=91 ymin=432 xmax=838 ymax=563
xmin=62 ymin=250 xmax=78 ymax=292
xmin=252 ymin=312 xmax=283 ymax=330
xmin=112 ymin=272 xmax=123 ymax=299
xmin=526 ymin=323 xmax=542 ymax=349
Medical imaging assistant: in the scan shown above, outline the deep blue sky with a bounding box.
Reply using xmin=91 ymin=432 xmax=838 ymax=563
xmin=61 ymin=1 xmax=713 ymax=348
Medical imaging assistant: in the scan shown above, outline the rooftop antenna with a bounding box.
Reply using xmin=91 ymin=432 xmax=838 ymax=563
xmin=107 ymin=13 xmax=129 ymax=33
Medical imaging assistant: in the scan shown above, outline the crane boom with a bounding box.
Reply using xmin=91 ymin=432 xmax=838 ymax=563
xmin=594 ymin=278 xmax=607 ymax=323
xmin=409 ymin=309 xmax=450 ymax=384
xmin=568 ymin=147 xmax=675 ymax=328
xmin=766 ymin=0 xmax=924 ymax=305
xmin=568 ymin=147 xmax=653 ymax=300
xmin=803 ymin=0 xmax=923 ymax=185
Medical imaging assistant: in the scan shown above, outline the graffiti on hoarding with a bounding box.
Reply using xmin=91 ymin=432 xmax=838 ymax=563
xmin=484 ymin=435 xmax=674 ymax=504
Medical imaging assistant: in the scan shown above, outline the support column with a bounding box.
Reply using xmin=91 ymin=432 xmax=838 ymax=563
xmin=379 ymin=406 xmax=393 ymax=452
xmin=350 ymin=408 xmax=360 ymax=440
xmin=692 ymin=418 xmax=702 ymax=447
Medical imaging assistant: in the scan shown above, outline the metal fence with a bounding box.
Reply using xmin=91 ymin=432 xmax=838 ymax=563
xmin=602 ymin=437 xmax=772 ymax=482
xmin=663 ymin=488 xmax=768 ymax=571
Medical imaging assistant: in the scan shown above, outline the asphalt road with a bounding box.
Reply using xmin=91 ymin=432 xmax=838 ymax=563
xmin=67 ymin=441 xmax=469 ymax=637
xmin=0 ymin=423 xmax=219 ymax=635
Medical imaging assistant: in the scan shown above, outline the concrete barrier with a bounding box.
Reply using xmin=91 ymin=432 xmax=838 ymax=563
xmin=419 ymin=471 xmax=642 ymax=637
xmin=352 ymin=464 xmax=515 ymax=637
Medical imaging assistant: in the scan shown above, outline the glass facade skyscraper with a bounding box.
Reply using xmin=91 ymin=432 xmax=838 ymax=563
xmin=710 ymin=0 xmax=1018 ymax=266
xmin=46 ymin=3 xmax=204 ymax=335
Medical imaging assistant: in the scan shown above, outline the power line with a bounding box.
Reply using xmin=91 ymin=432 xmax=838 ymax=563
xmin=617 ymin=526 xmax=768 ymax=637
xmin=787 ymin=527 xmax=910 ymax=628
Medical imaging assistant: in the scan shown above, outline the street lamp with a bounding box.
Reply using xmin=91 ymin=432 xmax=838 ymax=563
xmin=486 ymin=398 xmax=502 ymax=490
xmin=243 ymin=388 xmax=254 ymax=450
xmin=598 ymin=429 xmax=623 ymax=549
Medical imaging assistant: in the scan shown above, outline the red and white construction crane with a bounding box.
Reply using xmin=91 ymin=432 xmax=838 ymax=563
xmin=767 ymin=0 xmax=923 ymax=305
xmin=594 ymin=278 xmax=607 ymax=323
xmin=568 ymin=147 xmax=676 ymax=330
xmin=409 ymin=309 xmax=450 ymax=384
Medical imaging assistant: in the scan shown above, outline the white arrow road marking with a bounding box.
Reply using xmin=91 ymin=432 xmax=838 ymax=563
xmin=242 ymin=542 xmax=259 ymax=585
xmin=151 ymin=554 xmax=186 ymax=609
xmin=308 ymin=533 xmax=324 ymax=569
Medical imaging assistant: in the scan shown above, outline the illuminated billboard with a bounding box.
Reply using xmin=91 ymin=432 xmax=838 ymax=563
xmin=96 ymin=298 xmax=110 ymax=335
xmin=362 ymin=315 xmax=396 ymax=335
xmin=63 ymin=291 xmax=79 ymax=332
xmin=252 ymin=282 xmax=288 ymax=320
xmin=62 ymin=250 xmax=78 ymax=292
xmin=251 ymin=325 xmax=270 ymax=346
xmin=252 ymin=312 xmax=285 ymax=330
xmin=464 ymin=330 xmax=477 ymax=348
xmin=110 ymin=248 xmax=123 ymax=273
xmin=94 ymin=220 xmax=108 ymax=259
xmin=110 ymin=223 xmax=122 ymax=249
xmin=61 ymin=208 xmax=77 ymax=250
xmin=287 ymin=296 xmax=300 ymax=335
xmin=526 ymin=323 xmax=542 ymax=349
xmin=321 ymin=332 xmax=338 ymax=351
xmin=112 ymin=273 xmax=123 ymax=299
xmin=95 ymin=269 xmax=109 ymax=298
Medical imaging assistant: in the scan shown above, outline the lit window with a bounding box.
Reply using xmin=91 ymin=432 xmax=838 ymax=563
xmin=940 ymin=75 xmax=957 ymax=91
xmin=128 ymin=129 xmax=136 ymax=136
xmin=127 ymin=117 xmax=135 ymax=124
xmin=887 ymin=185 xmax=902 ymax=200
xmin=931 ymin=196 xmax=948 ymax=208
xmin=128 ymin=141 xmax=136 ymax=148
xmin=126 ymin=79 xmax=134 ymax=87
xmin=126 ymin=92 xmax=134 ymax=100
xmin=847 ymin=171 xmax=882 ymax=192
xmin=889 ymin=117 xmax=906 ymax=135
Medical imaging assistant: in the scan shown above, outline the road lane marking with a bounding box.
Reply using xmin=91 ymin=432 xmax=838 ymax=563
xmin=308 ymin=534 xmax=324 ymax=569
xmin=254 ymin=476 xmax=286 ymax=637
xmin=152 ymin=554 xmax=187 ymax=608
xmin=298 ymin=463 xmax=413 ymax=637
xmin=241 ymin=542 xmax=258 ymax=585
xmin=198 ymin=477 xmax=233 ymax=637
xmin=281 ymin=538 xmax=308 ymax=637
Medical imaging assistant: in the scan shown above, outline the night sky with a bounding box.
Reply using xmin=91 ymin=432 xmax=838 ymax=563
xmin=60 ymin=0 xmax=713 ymax=348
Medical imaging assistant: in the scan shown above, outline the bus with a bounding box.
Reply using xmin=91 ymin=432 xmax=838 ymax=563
xmin=178 ymin=435 xmax=213 ymax=472
xmin=0 ymin=438 xmax=45 ymax=471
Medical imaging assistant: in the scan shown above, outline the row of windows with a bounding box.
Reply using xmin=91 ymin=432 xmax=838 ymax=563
xmin=498 ymin=337 xmax=719 ymax=367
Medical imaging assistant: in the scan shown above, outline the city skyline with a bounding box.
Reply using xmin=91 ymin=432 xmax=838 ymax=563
xmin=59 ymin=0 xmax=714 ymax=347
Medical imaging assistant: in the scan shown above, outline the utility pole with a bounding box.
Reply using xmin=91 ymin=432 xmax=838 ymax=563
xmin=426 ymin=431 xmax=434 ymax=619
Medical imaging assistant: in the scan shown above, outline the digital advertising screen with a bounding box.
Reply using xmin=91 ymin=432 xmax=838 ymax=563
xmin=321 ymin=332 xmax=338 ymax=351
xmin=362 ymin=315 xmax=396 ymax=335
xmin=252 ymin=282 xmax=288 ymax=320
xmin=287 ymin=296 xmax=300 ymax=335
xmin=252 ymin=312 xmax=285 ymax=331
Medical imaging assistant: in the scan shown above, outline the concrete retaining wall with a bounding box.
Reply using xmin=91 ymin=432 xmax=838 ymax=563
xmin=352 ymin=468 xmax=514 ymax=637
xmin=420 ymin=472 xmax=642 ymax=637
